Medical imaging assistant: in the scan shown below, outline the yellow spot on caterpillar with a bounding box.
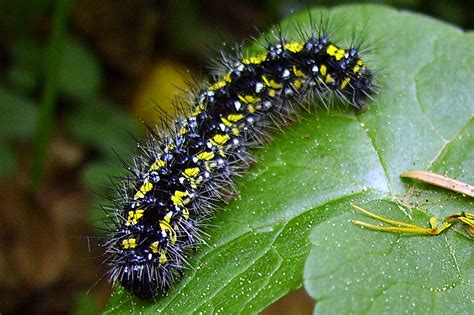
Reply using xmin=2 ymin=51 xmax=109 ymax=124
xmin=292 ymin=66 xmax=305 ymax=78
xmin=165 ymin=143 xmax=175 ymax=152
xmin=243 ymin=53 xmax=267 ymax=64
xmin=221 ymin=114 xmax=244 ymax=127
xmin=223 ymin=72 xmax=232 ymax=82
xmin=221 ymin=117 xmax=232 ymax=127
xmin=228 ymin=114 xmax=244 ymax=122
xmin=247 ymin=104 xmax=255 ymax=114
xmin=122 ymin=238 xmax=137 ymax=249
xmin=164 ymin=211 xmax=172 ymax=222
xmin=326 ymin=44 xmax=337 ymax=55
xmin=150 ymin=159 xmax=166 ymax=170
xmin=238 ymin=94 xmax=261 ymax=104
xmin=150 ymin=241 xmax=159 ymax=253
xmin=284 ymin=42 xmax=304 ymax=53
xmin=182 ymin=207 xmax=189 ymax=220
xmin=335 ymin=49 xmax=345 ymax=60
xmin=293 ymin=80 xmax=302 ymax=89
xmin=179 ymin=126 xmax=188 ymax=135
xmin=171 ymin=190 xmax=191 ymax=206
xmin=353 ymin=65 xmax=360 ymax=74
xmin=232 ymin=127 xmax=240 ymax=136
xmin=262 ymin=75 xmax=283 ymax=89
xmin=210 ymin=80 xmax=227 ymax=90
xmin=134 ymin=182 xmax=153 ymax=199
xmin=159 ymin=250 xmax=168 ymax=264
xmin=210 ymin=134 xmax=230 ymax=146
xmin=196 ymin=151 xmax=215 ymax=161
xmin=357 ymin=59 xmax=364 ymax=66
xmin=325 ymin=74 xmax=334 ymax=84
xmin=183 ymin=167 xmax=199 ymax=178
xmin=268 ymin=89 xmax=276 ymax=97
xmin=341 ymin=77 xmax=351 ymax=89
xmin=127 ymin=209 xmax=144 ymax=225
xmin=160 ymin=212 xmax=177 ymax=244
xmin=183 ymin=168 xmax=202 ymax=188
xmin=192 ymin=102 xmax=205 ymax=115
xmin=326 ymin=44 xmax=345 ymax=60
xmin=320 ymin=64 xmax=327 ymax=76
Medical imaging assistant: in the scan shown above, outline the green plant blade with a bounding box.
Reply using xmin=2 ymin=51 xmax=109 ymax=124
xmin=103 ymin=4 xmax=473 ymax=314
xmin=303 ymin=4 xmax=474 ymax=315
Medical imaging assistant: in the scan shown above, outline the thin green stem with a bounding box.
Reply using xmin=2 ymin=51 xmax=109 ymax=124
xmin=31 ymin=0 xmax=72 ymax=190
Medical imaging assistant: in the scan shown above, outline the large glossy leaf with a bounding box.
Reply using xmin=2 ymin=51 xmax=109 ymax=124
xmin=103 ymin=5 xmax=473 ymax=314
xmin=303 ymin=5 xmax=474 ymax=314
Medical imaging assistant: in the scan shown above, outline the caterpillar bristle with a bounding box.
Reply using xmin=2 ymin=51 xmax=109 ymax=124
xmin=101 ymin=16 xmax=376 ymax=300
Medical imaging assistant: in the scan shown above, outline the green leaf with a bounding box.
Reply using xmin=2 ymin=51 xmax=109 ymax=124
xmin=65 ymin=98 xmax=140 ymax=159
xmin=73 ymin=292 xmax=102 ymax=315
xmin=58 ymin=37 xmax=103 ymax=100
xmin=0 ymin=88 xmax=37 ymax=140
xmin=103 ymin=4 xmax=473 ymax=314
xmin=81 ymin=161 xmax=129 ymax=194
xmin=7 ymin=39 xmax=43 ymax=93
xmin=6 ymin=36 xmax=102 ymax=99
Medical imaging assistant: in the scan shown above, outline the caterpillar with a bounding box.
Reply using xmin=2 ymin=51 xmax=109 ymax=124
xmin=102 ymin=22 xmax=375 ymax=299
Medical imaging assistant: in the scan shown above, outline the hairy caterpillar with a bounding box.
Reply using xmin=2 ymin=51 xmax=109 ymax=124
xmin=102 ymin=22 xmax=375 ymax=299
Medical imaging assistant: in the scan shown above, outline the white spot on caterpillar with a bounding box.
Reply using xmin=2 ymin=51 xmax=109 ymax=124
xmin=275 ymin=44 xmax=283 ymax=54
xmin=234 ymin=101 xmax=242 ymax=111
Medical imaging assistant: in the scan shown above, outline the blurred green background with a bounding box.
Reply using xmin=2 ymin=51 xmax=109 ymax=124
xmin=0 ymin=0 xmax=472 ymax=313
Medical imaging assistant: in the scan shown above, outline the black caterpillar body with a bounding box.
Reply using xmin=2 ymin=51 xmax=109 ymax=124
xmin=103 ymin=31 xmax=375 ymax=299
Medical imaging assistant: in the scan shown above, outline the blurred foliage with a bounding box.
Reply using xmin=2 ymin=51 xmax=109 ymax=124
xmin=58 ymin=37 xmax=103 ymax=100
xmin=0 ymin=88 xmax=37 ymax=140
xmin=0 ymin=88 xmax=37 ymax=175
xmin=64 ymin=98 xmax=139 ymax=159
xmin=0 ymin=0 xmax=54 ymax=35
xmin=0 ymin=0 xmax=472 ymax=314
xmin=72 ymin=292 xmax=102 ymax=315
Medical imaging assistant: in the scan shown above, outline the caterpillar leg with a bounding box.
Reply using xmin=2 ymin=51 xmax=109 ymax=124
xmin=351 ymin=203 xmax=474 ymax=236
